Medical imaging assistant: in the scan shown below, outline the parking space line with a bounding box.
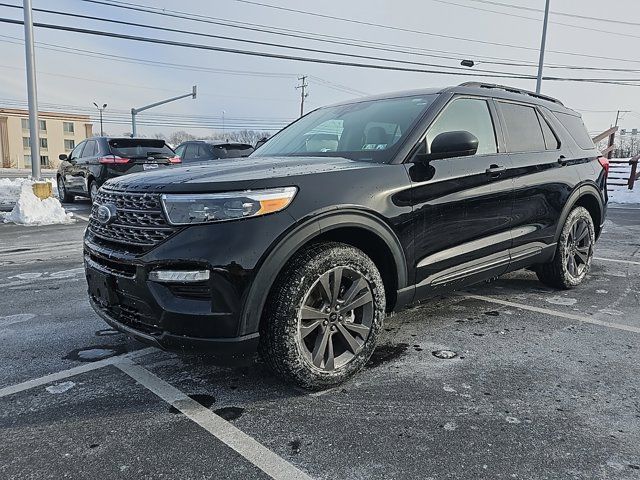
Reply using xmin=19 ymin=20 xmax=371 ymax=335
xmin=463 ymin=293 xmax=640 ymax=334
xmin=595 ymin=256 xmax=640 ymax=266
xmin=73 ymin=214 xmax=90 ymax=222
xmin=116 ymin=360 xmax=313 ymax=480
xmin=0 ymin=348 xmax=155 ymax=398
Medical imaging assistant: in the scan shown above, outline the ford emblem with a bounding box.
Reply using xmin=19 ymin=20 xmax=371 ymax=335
xmin=96 ymin=203 xmax=117 ymax=225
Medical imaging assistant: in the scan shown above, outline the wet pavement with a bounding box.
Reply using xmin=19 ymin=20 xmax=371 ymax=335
xmin=1 ymin=207 xmax=639 ymax=479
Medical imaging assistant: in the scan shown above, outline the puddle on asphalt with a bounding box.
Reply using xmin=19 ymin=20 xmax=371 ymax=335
xmin=366 ymin=343 xmax=409 ymax=368
xmin=63 ymin=344 xmax=129 ymax=362
xmin=169 ymin=394 xmax=216 ymax=414
xmin=213 ymin=406 xmax=244 ymax=421
xmin=288 ymin=439 xmax=302 ymax=454
xmin=484 ymin=311 xmax=500 ymax=316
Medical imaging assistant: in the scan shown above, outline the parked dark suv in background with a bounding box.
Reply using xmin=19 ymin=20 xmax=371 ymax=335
xmin=57 ymin=137 xmax=179 ymax=203
xmin=84 ymin=83 xmax=607 ymax=389
xmin=174 ymin=140 xmax=254 ymax=164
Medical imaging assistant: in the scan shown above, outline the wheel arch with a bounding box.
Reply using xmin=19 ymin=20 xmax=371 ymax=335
xmin=555 ymin=184 xmax=604 ymax=242
xmin=238 ymin=209 xmax=408 ymax=337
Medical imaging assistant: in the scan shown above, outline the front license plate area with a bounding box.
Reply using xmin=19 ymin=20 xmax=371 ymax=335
xmin=87 ymin=268 xmax=117 ymax=307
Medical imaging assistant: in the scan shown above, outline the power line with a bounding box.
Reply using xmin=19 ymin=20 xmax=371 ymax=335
xmin=73 ymin=0 xmax=640 ymax=70
xmin=463 ymin=0 xmax=640 ymax=27
xmin=0 ymin=16 xmax=639 ymax=86
xmin=432 ymin=0 xmax=640 ymax=41
xmin=230 ymin=0 xmax=640 ymax=64
xmin=0 ymin=3 xmax=541 ymax=78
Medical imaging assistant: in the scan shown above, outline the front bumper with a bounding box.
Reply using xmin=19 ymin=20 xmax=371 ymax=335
xmin=84 ymin=210 xmax=296 ymax=355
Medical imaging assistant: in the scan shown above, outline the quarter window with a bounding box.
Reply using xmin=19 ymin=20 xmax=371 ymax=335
xmin=554 ymin=112 xmax=594 ymax=150
xmin=499 ymin=102 xmax=546 ymax=153
xmin=426 ymin=98 xmax=497 ymax=156
xmin=537 ymin=111 xmax=559 ymax=150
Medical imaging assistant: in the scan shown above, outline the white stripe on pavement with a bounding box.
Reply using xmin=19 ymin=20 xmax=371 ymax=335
xmin=595 ymin=256 xmax=640 ymax=266
xmin=464 ymin=293 xmax=640 ymax=334
xmin=116 ymin=360 xmax=313 ymax=480
xmin=0 ymin=348 xmax=155 ymax=398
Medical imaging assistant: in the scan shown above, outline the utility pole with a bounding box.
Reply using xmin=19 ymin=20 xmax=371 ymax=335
xmin=23 ymin=0 xmax=40 ymax=179
xmin=93 ymin=102 xmax=107 ymax=136
xmin=131 ymin=85 xmax=197 ymax=137
xmin=296 ymin=76 xmax=309 ymax=117
xmin=535 ymin=0 xmax=551 ymax=94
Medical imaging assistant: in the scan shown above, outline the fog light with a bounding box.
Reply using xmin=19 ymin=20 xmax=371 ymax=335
xmin=148 ymin=270 xmax=210 ymax=283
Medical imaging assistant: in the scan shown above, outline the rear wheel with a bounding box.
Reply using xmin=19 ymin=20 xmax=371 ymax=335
xmin=260 ymin=242 xmax=385 ymax=390
xmin=57 ymin=177 xmax=74 ymax=203
xmin=535 ymin=206 xmax=595 ymax=289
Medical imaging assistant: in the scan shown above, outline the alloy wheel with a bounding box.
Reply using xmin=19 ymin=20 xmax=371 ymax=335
xmin=90 ymin=183 xmax=99 ymax=203
xmin=566 ymin=217 xmax=592 ymax=278
xmin=296 ymin=266 xmax=374 ymax=371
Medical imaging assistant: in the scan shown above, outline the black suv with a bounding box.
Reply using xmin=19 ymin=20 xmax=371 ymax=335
xmin=174 ymin=140 xmax=254 ymax=164
xmin=57 ymin=137 xmax=179 ymax=203
xmin=84 ymin=83 xmax=607 ymax=389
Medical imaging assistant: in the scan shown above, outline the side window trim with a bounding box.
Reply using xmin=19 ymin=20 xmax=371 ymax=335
xmin=535 ymin=107 xmax=561 ymax=150
xmin=421 ymin=95 xmax=499 ymax=158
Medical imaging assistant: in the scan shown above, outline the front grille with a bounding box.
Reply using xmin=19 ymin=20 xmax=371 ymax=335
xmin=88 ymin=188 xmax=176 ymax=251
xmin=85 ymin=252 xmax=136 ymax=278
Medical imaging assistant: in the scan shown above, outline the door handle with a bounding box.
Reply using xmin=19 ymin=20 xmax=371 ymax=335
xmin=558 ymin=155 xmax=567 ymax=166
xmin=485 ymin=164 xmax=506 ymax=176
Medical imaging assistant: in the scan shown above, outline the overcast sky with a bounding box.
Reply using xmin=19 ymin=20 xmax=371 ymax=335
xmin=1 ymin=0 xmax=639 ymax=137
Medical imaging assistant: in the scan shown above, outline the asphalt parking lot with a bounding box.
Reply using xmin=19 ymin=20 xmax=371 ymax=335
xmin=1 ymin=207 xmax=639 ymax=480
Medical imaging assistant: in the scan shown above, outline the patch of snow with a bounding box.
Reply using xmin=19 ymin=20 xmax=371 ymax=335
xmin=443 ymin=385 xmax=457 ymax=393
xmin=545 ymin=296 xmax=577 ymax=306
xmin=443 ymin=421 xmax=457 ymax=431
xmin=8 ymin=272 xmax=43 ymax=280
xmin=2 ymin=182 xmax=73 ymax=225
xmin=598 ymin=309 xmax=623 ymax=316
xmin=45 ymin=381 xmax=75 ymax=394
xmin=0 ymin=313 xmax=36 ymax=327
xmin=76 ymin=348 xmax=116 ymax=360
xmin=505 ymin=416 xmax=521 ymax=424
xmin=596 ymin=289 xmax=608 ymax=294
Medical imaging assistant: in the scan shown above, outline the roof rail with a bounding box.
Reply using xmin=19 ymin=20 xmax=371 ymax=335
xmin=458 ymin=82 xmax=564 ymax=106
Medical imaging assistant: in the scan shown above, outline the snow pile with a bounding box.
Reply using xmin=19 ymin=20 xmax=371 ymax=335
xmin=0 ymin=177 xmax=34 ymax=210
xmin=2 ymin=181 xmax=74 ymax=225
xmin=609 ymin=187 xmax=640 ymax=205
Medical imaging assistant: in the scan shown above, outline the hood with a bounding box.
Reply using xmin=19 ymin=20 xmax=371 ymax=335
xmin=104 ymin=156 xmax=382 ymax=193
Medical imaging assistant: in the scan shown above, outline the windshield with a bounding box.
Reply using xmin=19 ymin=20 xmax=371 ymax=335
xmin=108 ymin=138 xmax=175 ymax=159
xmin=252 ymin=94 xmax=437 ymax=163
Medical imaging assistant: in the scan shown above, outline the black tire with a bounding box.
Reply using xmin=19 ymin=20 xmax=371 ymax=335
xmin=89 ymin=180 xmax=99 ymax=203
xmin=259 ymin=242 xmax=386 ymax=390
xmin=535 ymin=206 xmax=595 ymax=289
xmin=57 ymin=176 xmax=74 ymax=203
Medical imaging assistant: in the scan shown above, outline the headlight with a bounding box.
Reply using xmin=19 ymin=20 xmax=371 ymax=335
xmin=161 ymin=187 xmax=297 ymax=225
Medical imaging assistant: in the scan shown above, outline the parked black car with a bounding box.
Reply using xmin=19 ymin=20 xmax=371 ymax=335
xmin=57 ymin=137 xmax=180 ymax=203
xmin=84 ymin=83 xmax=607 ymax=389
xmin=174 ymin=140 xmax=254 ymax=164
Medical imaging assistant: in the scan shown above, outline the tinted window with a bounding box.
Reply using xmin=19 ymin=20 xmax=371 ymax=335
xmin=427 ymin=98 xmax=497 ymax=155
xmin=252 ymin=94 xmax=437 ymax=163
xmin=555 ymin=112 xmax=595 ymax=150
xmin=208 ymin=144 xmax=254 ymax=159
xmin=70 ymin=142 xmax=85 ymax=160
xmin=183 ymin=144 xmax=197 ymax=160
xmin=174 ymin=144 xmax=186 ymax=158
xmin=82 ymin=140 xmax=97 ymax=158
xmin=499 ymin=102 xmax=546 ymax=152
xmin=108 ymin=138 xmax=174 ymax=159
xmin=537 ymin=111 xmax=559 ymax=150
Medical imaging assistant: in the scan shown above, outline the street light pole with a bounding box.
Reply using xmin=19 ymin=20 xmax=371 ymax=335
xmin=131 ymin=86 xmax=197 ymax=137
xmin=23 ymin=0 xmax=40 ymax=179
xmin=535 ymin=0 xmax=551 ymax=94
xmin=93 ymin=102 xmax=107 ymax=136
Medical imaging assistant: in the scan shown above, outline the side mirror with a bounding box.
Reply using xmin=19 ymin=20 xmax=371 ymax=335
xmin=416 ymin=131 xmax=479 ymax=162
xmin=59 ymin=153 xmax=68 ymax=161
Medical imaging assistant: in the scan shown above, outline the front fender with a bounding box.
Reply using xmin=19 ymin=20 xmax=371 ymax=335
xmin=237 ymin=208 xmax=408 ymax=336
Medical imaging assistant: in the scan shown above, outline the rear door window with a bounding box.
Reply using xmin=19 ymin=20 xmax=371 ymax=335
xmin=554 ymin=112 xmax=595 ymax=150
xmin=499 ymin=102 xmax=546 ymax=153
xmin=427 ymin=97 xmax=497 ymax=155
xmin=82 ymin=140 xmax=97 ymax=158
